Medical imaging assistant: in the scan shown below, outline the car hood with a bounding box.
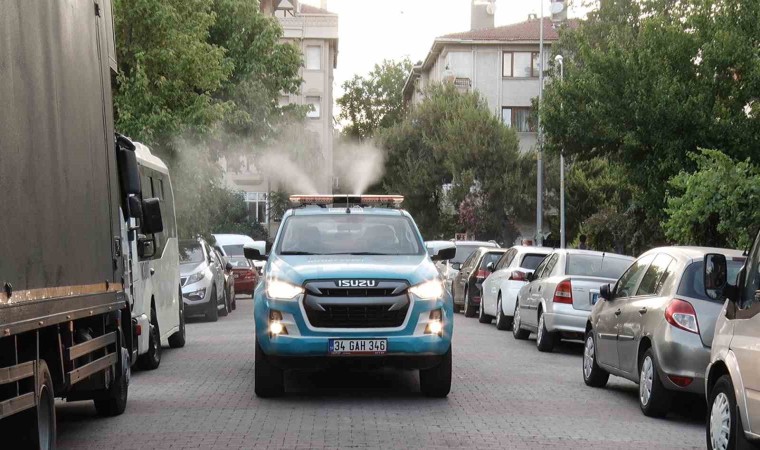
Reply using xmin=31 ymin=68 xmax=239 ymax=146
xmin=268 ymin=254 xmax=438 ymax=286
xmin=180 ymin=262 xmax=206 ymax=276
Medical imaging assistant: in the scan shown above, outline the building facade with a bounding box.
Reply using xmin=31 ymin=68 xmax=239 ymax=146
xmin=223 ymin=0 xmax=338 ymax=226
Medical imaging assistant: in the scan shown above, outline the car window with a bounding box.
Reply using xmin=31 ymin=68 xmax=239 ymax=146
xmin=533 ymin=254 xmax=553 ymax=279
xmin=496 ymin=249 xmax=516 ymax=270
xmin=520 ymin=253 xmax=549 ymax=270
xmin=741 ymin=238 xmax=760 ymax=310
xmin=679 ymin=259 xmax=745 ymax=302
xmin=636 ymin=254 xmax=675 ymax=296
xmin=541 ymin=254 xmax=559 ymax=278
xmin=614 ymin=254 xmax=655 ymax=298
xmin=179 ymin=241 xmax=204 ymax=264
xmin=461 ymin=252 xmax=477 ymax=271
xmin=480 ymin=252 xmax=503 ymax=270
xmin=452 ymin=245 xmax=480 ymax=264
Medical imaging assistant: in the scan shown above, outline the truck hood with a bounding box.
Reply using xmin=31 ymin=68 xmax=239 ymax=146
xmin=268 ymin=254 xmax=439 ymax=286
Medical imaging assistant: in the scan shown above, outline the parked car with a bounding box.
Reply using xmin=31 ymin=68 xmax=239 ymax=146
xmin=179 ymin=238 xmax=228 ymax=321
xmin=513 ymin=249 xmax=634 ymax=352
xmin=452 ymin=247 xmax=507 ymax=317
xmin=479 ymin=246 xmax=554 ymax=329
xmin=436 ymin=240 xmax=500 ymax=293
xmin=215 ymin=249 xmax=236 ymax=311
xmin=226 ymin=255 xmax=258 ymax=297
xmin=703 ymin=240 xmax=760 ymax=449
xmin=582 ymin=247 xmax=745 ymax=419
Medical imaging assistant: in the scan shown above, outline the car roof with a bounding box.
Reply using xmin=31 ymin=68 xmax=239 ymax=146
xmin=553 ymin=248 xmax=635 ymax=260
xmin=510 ymin=245 xmax=554 ymax=253
xmin=478 ymin=247 xmax=507 ymax=254
xmin=640 ymin=246 xmax=745 ymax=262
xmin=212 ymin=234 xmax=256 ymax=246
xmin=453 ymin=240 xmax=499 ymax=247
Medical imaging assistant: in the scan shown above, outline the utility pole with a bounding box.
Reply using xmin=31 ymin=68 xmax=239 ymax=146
xmin=556 ymin=54 xmax=565 ymax=249
xmin=536 ymin=0 xmax=545 ymax=246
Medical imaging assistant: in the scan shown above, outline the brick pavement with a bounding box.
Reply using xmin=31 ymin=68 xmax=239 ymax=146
xmin=57 ymin=299 xmax=704 ymax=449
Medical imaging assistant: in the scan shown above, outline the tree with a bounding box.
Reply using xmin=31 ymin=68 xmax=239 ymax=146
xmin=338 ymin=59 xmax=413 ymax=140
xmin=664 ymin=149 xmax=760 ymax=249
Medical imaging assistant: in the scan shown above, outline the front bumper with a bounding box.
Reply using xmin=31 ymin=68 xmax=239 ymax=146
xmin=544 ymin=303 xmax=590 ymax=334
xmin=182 ymin=279 xmax=213 ymax=315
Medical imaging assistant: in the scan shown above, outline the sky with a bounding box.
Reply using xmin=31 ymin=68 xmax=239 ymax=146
xmin=299 ymin=0 xmax=591 ymax=100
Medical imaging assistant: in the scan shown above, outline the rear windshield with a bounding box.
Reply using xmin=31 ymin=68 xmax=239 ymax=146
xmin=566 ymin=254 xmax=632 ymax=278
xmin=480 ymin=252 xmax=504 ymax=269
xmin=521 ymin=253 xmax=548 ymax=270
xmin=228 ymin=257 xmax=251 ymax=268
xmin=223 ymin=245 xmax=245 ymax=256
xmin=452 ymin=245 xmax=479 ymax=264
xmin=678 ymin=259 xmax=745 ymax=301
xmin=179 ymin=241 xmax=204 ymax=264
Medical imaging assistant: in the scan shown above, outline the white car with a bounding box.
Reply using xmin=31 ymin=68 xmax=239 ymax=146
xmin=513 ymin=249 xmax=634 ymax=352
xmin=435 ymin=240 xmax=500 ymax=293
xmin=479 ymin=246 xmax=553 ymax=330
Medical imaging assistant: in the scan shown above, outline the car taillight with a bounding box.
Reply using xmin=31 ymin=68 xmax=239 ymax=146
xmin=665 ymin=299 xmax=699 ymax=334
xmin=509 ymin=270 xmax=526 ymax=281
xmin=667 ymin=375 xmax=693 ymax=387
xmin=476 ymin=269 xmax=489 ymax=280
xmin=553 ymin=279 xmax=573 ymax=304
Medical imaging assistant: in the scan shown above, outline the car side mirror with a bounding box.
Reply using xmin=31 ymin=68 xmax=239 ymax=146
xmin=704 ymin=253 xmax=728 ymax=300
xmin=526 ymin=271 xmax=535 ymax=282
xmin=486 ymin=262 xmax=495 ymax=272
xmin=244 ymin=245 xmax=267 ymax=261
xmin=431 ymin=245 xmax=456 ymax=261
xmin=450 ymin=262 xmax=462 ymax=271
xmin=141 ymin=198 xmax=164 ymax=234
xmin=600 ymin=283 xmax=612 ymax=301
xmin=137 ymin=235 xmax=155 ymax=259
xmin=225 ymin=262 xmax=233 ymax=272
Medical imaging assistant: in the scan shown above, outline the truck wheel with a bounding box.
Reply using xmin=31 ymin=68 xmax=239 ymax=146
xmin=169 ymin=296 xmax=186 ymax=349
xmin=205 ymin=288 xmax=219 ymax=322
xmin=254 ymin=340 xmax=284 ymax=397
xmin=495 ymin=295 xmax=513 ymax=331
xmin=138 ymin=307 xmax=161 ymax=370
xmin=420 ymin=347 xmax=452 ymax=398
xmin=16 ymin=360 xmax=56 ymax=449
xmin=94 ymin=347 xmax=130 ymax=417
xmin=219 ymin=287 xmax=229 ymax=317
xmin=464 ymin=289 xmax=476 ymax=318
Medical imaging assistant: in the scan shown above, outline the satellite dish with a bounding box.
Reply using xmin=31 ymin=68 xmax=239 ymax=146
xmin=550 ymin=2 xmax=565 ymax=14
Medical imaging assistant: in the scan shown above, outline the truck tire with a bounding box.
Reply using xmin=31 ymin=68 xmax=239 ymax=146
xmin=138 ymin=306 xmax=162 ymax=370
xmin=94 ymin=347 xmax=130 ymax=417
xmin=17 ymin=360 xmax=56 ymax=449
xmin=169 ymin=295 xmax=186 ymax=349
xmin=254 ymin=340 xmax=284 ymax=397
xmin=205 ymin=287 xmax=219 ymax=322
xmin=420 ymin=347 xmax=452 ymax=398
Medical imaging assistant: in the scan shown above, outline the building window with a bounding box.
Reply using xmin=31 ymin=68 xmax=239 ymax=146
xmin=306 ymin=96 xmax=321 ymax=118
xmin=245 ymin=192 xmax=268 ymax=224
xmin=305 ymin=45 xmax=321 ymax=70
xmin=503 ymin=52 xmax=540 ymax=78
xmin=501 ymin=107 xmax=535 ymax=132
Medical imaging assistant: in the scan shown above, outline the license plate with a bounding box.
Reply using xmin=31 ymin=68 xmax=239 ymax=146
xmin=590 ymin=292 xmax=599 ymax=305
xmin=329 ymin=339 xmax=387 ymax=355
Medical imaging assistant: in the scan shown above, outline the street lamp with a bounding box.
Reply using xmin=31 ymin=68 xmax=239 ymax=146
xmin=536 ymin=0 xmax=545 ymax=246
xmin=555 ymin=54 xmax=565 ymax=249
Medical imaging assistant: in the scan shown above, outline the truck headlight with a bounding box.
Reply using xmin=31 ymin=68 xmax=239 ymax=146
xmin=409 ymin=280 xmax=444 ymax=300
xmin=266 ymin=280 xmax=304 ymax=300
xmin=185 ymin=271 xmax=205 ymax=285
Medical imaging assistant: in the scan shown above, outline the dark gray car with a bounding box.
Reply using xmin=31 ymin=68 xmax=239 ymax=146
xmin=583 ymin=246 xmax=745 ymax=418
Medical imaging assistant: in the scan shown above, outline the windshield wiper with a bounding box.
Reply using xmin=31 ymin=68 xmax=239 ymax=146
xmin=280 ymin=251 xmax=320 ymax=255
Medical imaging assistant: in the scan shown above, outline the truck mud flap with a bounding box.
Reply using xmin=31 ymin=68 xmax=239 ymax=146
xmin=0 ymin=361 xmax=35 ymax=419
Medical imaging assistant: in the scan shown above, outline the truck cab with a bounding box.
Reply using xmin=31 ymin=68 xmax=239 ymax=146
xmin=247 ymin=195 xmax=456 ymax=398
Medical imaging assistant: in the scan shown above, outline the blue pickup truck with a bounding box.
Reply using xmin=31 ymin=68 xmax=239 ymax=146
xmin=245 ymin=195 xmax=456 ymax=397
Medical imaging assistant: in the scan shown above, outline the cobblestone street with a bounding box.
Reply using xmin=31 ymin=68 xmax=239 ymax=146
xmin=57 ymin=299 xmax=704 ymax=449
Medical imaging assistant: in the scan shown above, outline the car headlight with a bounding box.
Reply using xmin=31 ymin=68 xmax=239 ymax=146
xmin=266 ymin=280 xmax=304 ymax=300
xmin=186 ymin=271 xmax=205 ymax=285
xmin=409 ymin=279 xmax=444 ymax=299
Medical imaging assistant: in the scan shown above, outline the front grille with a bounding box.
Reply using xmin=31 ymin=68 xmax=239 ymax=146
xmin=302 ymin=280 xmax=409 ymax=328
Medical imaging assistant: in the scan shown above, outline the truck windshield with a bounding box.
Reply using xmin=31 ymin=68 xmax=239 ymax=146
xmin=179 ymin=241 xmax=204 ymax=264
xmin=277 ymin=214 xmax=424 ymax=256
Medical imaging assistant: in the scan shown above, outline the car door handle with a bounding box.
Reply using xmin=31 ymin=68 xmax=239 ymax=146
xmin=538 ymin=286 xmax=542 ymax=292
xmin=639 ymin=307 xmax=648 ymax=315
xmin=150 ymin=268 xmax=155 ymax=276
xmin=615 ymin=309 xmax=622 ymax=316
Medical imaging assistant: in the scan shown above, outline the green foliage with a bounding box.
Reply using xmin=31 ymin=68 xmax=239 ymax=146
xmin=338 ymin=59 xmax=413 ymax=140
xmin=664 ymin=149 xmax=760 ymax=249
xmin=381 ymin=84 xmax=523 ymax=242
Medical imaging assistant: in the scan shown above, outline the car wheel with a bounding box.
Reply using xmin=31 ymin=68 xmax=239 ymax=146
xmin=512 ymin=299 xmax=530 ymax=340
xmin=536 ymin=310 xmax=556 ymax=352
xmin=254 ymin=339 xmax=284 ymax=397
xmin=168 ymin=294 xmax=186 ymax=349
xmin=639 ymin=348 xmax=672 ymax=417
xmin=707 ymin=375 xmax=747 ymax=450
xmin=495 ymin=295 xmax=513 ymax=331
xmin=419 ymin=347 xmax=452 ymax=398
xmin=219 ymin=285 xmax=229 ymax=317
xmin=582 ymin=330 xmax=609 ymax=388
xmin=138 ymin=306 xmax=161 ymax=370
xmin=205 ymin=287 xmax=219 ymax=322
xmin=231 ymin=293 xmax=237 ymax=311
xmin=464 ymin=288 xmax=476 ymax=318
xmin=478 ymin=295 xmax=492 ymax=324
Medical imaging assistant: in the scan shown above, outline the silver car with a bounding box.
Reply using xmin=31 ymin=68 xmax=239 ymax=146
xmin=179 ymin=238 xmax=228 ymax=322
xmin=583 ymin=246 xmax=745 ymax=419
xmin=704 ymin=243 xmax=760 ymax=449
xmin=435 ymin=240 xmax=500 ymax=292
xmin=513 ymin=249 xmax=634 ymax=352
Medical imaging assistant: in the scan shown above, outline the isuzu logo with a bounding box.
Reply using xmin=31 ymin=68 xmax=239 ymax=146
xmin=337 ymin=279 xmax=378 ymax=288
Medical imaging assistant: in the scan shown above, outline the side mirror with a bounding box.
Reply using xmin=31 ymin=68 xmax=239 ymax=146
xmin=431 ymin=245 xmax=456 ymax=261
xmin=486 ymin=262 xmax=495 ymax=272
xmin=244 ymin=245 xmax=267 ymax=261
xmin=225 ymin=262 xmax=233 ymax=272
xmin=526 ymin=272 xmax=535 ymax=282
xmin=450 ymin=262 xmax=462 ymax=271
xmin=704 ymin=253 xmax=728 ymax=300
xmin=127 ymin=195 xmax=143 ymax=224
xmin=600 ymin=283 xmax=612 ymax=301
xmin=141 ymin=198 xmax=164 ymax=234
xmin=137 ymin=235 xmax=156 ymax=259
xmin=116 ymin=137 xmax=141 ymax=196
